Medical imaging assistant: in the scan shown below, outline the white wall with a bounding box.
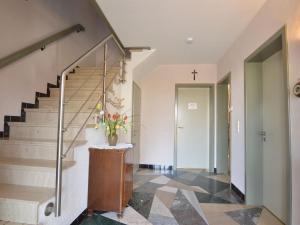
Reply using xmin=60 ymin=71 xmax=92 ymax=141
xmin=117 ymin=49 xmax=157 ymax=143
xmin=140 ymin=64 xmax=217 ymax=166
xmin=0 ymin=0 xmax=111 ymax=131
xmin=217 ymin=0 xmax=300 ymax=224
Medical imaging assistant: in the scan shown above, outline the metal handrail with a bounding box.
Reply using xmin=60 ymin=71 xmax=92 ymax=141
xmin=64 ymin=63 xmax=118 ymax=130
xmin=63 ymin=69 xmax=120 ymax=158
xmin=0 ymin=24 xmax=85 ymax=69
xmin=55 ymin=33 xmax=126 ymax=217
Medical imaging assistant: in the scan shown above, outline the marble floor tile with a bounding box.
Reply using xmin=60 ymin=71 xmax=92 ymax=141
xmin=157 ymin=185 xmax=178 ymax=194
xmin=129 ymin=191 xmax=155 ymax=219
xmin=150 ymin=196 xmax=174 ymax=218
xmin=165 ymin=171 xmax=194 ymax=186
xmin=102 ymin=206 xmax=152 ymax=225
xmin=178 ymin=172 xmax=199 ymax=181
xmin=194 ymin=192 xmax=232 ymax=204
xmin=201 ymin=211 xmax=241 ymax=225
xmin=149 ymin=176 xmax=170 ymax=185
xmin=148 ymin=214 xmax=179 ymax=225
xmin=226 ymin=207 xmax=263 ymax=225
xmin=80 ymin=214 xmax=126 ymax=225
xmin=170 ymin=190 xmax=208 ymax=225
xmin=181 ymin=189 xmax=209 ymax=224
xmin=134 ymin=175 xmax=161 ymax=189
xmin=200 ymin=203 xmax=255 ymax=213
xmin=136 ymin=169 xmax=165 ymax=176
xmin=155 ymin=189 xmax=177 ymax=208
xmin=214 ymin=188 xmax=244 ymax=204
xmin=134 ymin=182 xmax=163 ymax=194
xmin=206 ymin=174 xmax=230 ymax=183
xmin=166 ymin=179 xmax=208 ymax=193
xmin=257 ymin=208 xmax=285 ymax=225
xmin=191 ymin=175 xmax=230 ymax=194
xmin=80 ymin=169 xmax=284 ymax=225
xmin=190 ymin=185 xmax=209 ymax=194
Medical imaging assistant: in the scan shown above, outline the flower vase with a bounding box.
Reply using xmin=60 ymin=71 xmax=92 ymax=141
xmin=108 ymin=134 xmax=118 ymax=146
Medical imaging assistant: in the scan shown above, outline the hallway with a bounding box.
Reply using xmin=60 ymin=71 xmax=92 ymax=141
xmin=80 ymin=169 xmax=283 ymax=225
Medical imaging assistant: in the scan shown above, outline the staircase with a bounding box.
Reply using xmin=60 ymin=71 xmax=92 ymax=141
xmin=0 ymin=67 xmax=118 ymax=224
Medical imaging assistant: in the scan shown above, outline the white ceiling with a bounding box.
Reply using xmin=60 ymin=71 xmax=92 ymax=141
xmin=96 ymin=0 xmax=267 ymax=64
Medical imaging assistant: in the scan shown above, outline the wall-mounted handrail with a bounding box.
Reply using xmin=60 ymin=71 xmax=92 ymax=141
xmin=125 ymin=46 xmax=151 ymax=51
xmin=0 ymin=24 xmax=85 ymax=70
xmin=55 ymin=33 xmax=126 ymax=217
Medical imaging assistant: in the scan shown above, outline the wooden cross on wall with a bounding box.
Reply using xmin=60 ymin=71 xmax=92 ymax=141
xmin=191 ymin=69 xmax=198 ymax=81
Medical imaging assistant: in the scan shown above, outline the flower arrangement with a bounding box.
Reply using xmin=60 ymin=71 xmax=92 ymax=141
xmin=104 ymin=112 xmax=128 ymax=137
xmin=94 ymin=103 xmax=128 ymax=145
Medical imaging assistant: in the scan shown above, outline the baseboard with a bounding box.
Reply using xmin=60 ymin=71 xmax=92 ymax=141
xmin=0 ymin=76 xmax=60 ymax=138
xmin=231 ymin=183 xmax=245 ymax=202
xmin=70 ymin=209 xmax=88 ymax=225
xmin=139 ymin=164 xmax=173 ymax=171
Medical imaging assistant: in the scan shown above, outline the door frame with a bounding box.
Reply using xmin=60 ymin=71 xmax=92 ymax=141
xmin=244 ymin=26 xmax=292 ymax=224
xmin=174 ymin=83 xmax=215 ymax=170
xmin=132 ymin=81 xmax=142 ymax=173
xmin=217 ymin=73 xmax=232 ymax=177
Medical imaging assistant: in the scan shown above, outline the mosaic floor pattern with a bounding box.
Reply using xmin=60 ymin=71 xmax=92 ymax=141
xmin=80 ymin=169 xmax=284 ymax=225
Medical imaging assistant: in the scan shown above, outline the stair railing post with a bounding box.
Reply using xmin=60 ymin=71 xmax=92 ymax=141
xmin=55 ymin=72 xmax=66 ymax=217
xmin=102 ymin=42 xmax=108 ymax=112
xmin=121 ymin=56 xmax=126 ymax=83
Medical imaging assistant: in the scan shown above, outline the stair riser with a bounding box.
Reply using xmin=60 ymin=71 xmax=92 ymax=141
xmin=65 ymin=80 xmax=102 ymax=88
xmin=26 ymin=111 xmax=92 ymax=124
xmin=68 ymin=75 xmax=103 ymax=80
xmin=39 ymin=96 xmax=101 ymax=108
xmin=0 ymin=166 xmax=56 ymax=188
xmin=76 ymin=69 xmax=119 ymax=73
xmin=39 ymin=100 xmax=98 ymax=112
xmin=50 ymin=89 xmax=102 ymax=98
xmin=65 ymin=75 xmax=114 ymax=84
xmin=0 ymin=143 xmax=74 ymax=161
xmin=9 ymin=125 xmax=85 ymax=141
xmin=0 ymin=200 xmax=38 ymax=224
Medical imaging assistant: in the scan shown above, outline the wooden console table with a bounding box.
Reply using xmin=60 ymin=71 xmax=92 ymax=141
xmin=87 ymin=144 xmax=133 ymax=216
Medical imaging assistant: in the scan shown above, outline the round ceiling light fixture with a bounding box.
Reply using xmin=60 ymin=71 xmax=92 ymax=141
xmin=186 ymin=37 xmax=194 ymax=44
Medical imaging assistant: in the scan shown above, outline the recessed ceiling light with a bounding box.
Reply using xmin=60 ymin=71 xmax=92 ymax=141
xmin=186 ymin=37 xmax=194 ymax=44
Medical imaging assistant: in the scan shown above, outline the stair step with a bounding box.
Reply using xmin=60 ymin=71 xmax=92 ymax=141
xmin=75 ymin=67 xmax=120 ymax=73
xmin=9 ymin=122 xmax=86 ymax=141
xmin=0 ymin=139 xmax=85 ymax=161
xmin=39 ymin=96 xmax=101 ymax=107
xmin=25 ymin=108 xmax=93 ymax=113
xmin=0 ymin=183 xmax=53 ymax=224
xmin=39 ymin=99 xmax=98 ymax=112
xmin=0 ymin=157 xmax=75 ymax=188
xmin=49 ymin=87 xmax=102 ymax=98
xmin=26 ymin=110 xmax=92 ymax=125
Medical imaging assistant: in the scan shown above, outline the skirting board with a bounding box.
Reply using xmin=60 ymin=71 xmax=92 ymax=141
xmin=231 ymin=183 xmax=245 ymax=202
xmin=70 ymin=209 xmax=88 ymax=225
xmin=139 ymin=164 xmax=173 ymax=171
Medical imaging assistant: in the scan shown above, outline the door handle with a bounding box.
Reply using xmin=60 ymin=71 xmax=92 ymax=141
xmin=177 ymin=126 xmax=184 ymax=129
xmin=259 ymin=131 xmax=266 ymax=136
xmin=259 ymin=131 xmax=266 ymax=141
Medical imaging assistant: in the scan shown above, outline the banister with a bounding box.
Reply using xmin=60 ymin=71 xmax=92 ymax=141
xmin=0 ymin=24 xmax=85 ymax=70
xmin=55 ymin=33 xmax=126 ymax=217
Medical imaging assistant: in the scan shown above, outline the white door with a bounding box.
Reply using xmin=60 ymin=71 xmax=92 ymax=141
xmin=262 ymin=51 xmax=288 ymax=222
xmin=132 ymin=82 xmax=141 ymax=173
xmin=245 ymin=62 xmax=263 ymax=205
xmin=176 ymin=87 xmax=210 ymax=169
xmin=246 ymin=50 xmax=288 ymax=223
xmin=217 ymin=83 xmax=229 ymax=174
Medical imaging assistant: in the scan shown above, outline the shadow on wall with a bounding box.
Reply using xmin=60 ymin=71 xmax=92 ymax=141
xmin=0 ymin=0 xmax=116 ymax=132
